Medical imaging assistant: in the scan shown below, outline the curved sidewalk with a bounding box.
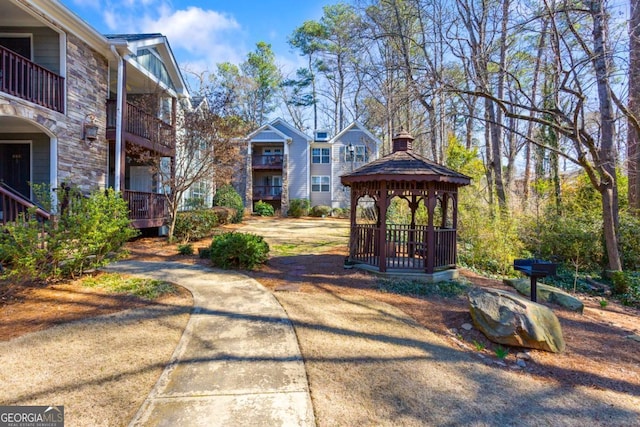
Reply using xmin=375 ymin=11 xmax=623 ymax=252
xmin=103 ymin=260 xmax=315 ymax=427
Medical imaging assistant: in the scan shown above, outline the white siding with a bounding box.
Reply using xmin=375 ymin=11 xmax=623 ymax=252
xmin=273 ymin=122 xmax=308 ymax=200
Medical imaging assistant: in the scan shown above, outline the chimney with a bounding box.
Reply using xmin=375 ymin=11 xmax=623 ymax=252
xmin=392 ymin=130 xmax=414 ymax=152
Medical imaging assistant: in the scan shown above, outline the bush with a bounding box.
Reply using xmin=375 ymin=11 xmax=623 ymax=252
xmin=209 ymin=232 xmax=269 ymax=270
xmin=332 ymin=207 xmax=350 ymax=218
xmin=254 ymin=200 xmax=275 ymax=216
xmin=609 ymin=271 xmax=640 ymax=307
xmin=177 ymin=243 xmax=194 ymax=255
xmin=173 ymin=209 xmax=219 ymax=242
xmin=0 ymin=187 xmax=138 ymax=281
xmin=288 ymin=199 xmax=309 ymax=218
xmin=214 ymin=185 xmax=244 ymax=223
xmin=310 ymin=205 xmax=331 ymax=217
xmin=619 ymin=212 xmax=640 ymax=270
xmin=211 ymin=206 xmax=234 ymax=224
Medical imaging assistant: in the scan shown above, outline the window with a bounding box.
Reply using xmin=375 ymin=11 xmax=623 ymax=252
xmin=311 ymin=176 xmax=330 ymax=192
xmin=340 ymin=145 xmax=367 ymax=162
xmin=312 ymin=148 xmax=330 ymax=164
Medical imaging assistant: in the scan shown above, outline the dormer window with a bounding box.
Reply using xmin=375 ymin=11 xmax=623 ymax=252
xmin=314 ymin=130 xmax=329 ymax=142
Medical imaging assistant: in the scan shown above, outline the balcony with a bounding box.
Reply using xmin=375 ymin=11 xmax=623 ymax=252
xmin=107 ymin=100 xmax=175 ymax=157
xmin=252 ymin=154 xmax=283 ymax=170
xmin=0 ymin=45 xmax=64 ymax=113
xmin=122 ymin=190 xmax=168 ymax=229
xmin=253 ymin=185 xmax=282 ymax=201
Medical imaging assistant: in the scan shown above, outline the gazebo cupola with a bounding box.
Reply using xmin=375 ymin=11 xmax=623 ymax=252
xmin=340 ymin=131 xmax=471 ymax=281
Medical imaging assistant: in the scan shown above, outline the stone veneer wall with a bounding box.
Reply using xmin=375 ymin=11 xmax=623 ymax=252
xmin=59 ymin=33 xmax=109 ymax=193
xmin=281 ymin=154 xmax=289 ymax=216
xmin=0 ymin=33 xmax=109 ymax=195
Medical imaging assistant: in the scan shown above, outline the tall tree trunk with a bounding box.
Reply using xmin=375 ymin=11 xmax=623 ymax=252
xmin=590 ymin=0 xmax=622 ymax=270
xmin=523 ymin=18 xmax=549 ymax=207
xmin=629 ymin=0 xmax=640 ymax=211
xmin=492 ymin=0 xmax=510 ymax=213
xmin=465 ymin=96 xmax=475 ymax=150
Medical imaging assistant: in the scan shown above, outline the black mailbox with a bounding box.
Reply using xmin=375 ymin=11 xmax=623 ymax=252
xmin=514 ymin=259 xmax=557 ymax=302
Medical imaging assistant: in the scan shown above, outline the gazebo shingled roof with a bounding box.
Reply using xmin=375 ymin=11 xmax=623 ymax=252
xmin=340 ymin=149 xmax=471 ymax=184
xmin=340 ymin=130 xmax=471 ymax=279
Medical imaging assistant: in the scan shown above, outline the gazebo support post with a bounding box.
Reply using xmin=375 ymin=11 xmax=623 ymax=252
xmin=378 ymin=181 xmax=388 ymax=272
xmin=349 ymin=190 xmax=357 ymax=260
xmin=426 ymin=183 xmax=436 ymax=274
xmin=408 ymin=195 xmax=418 ymax=258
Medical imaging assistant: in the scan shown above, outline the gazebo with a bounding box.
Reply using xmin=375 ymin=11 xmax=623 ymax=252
xmin=341 ymin=131 xmax=471 ymax=281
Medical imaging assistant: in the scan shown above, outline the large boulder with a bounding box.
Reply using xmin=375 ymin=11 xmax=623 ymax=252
xmin=503 ymin=278 xmax=584 ymax=314
xmin=468 ymin=287 xmax=566 ymax=353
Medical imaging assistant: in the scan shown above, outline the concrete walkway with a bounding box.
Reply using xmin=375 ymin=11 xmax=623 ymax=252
xmin=102 ymin=260 xmax=315 ymax=427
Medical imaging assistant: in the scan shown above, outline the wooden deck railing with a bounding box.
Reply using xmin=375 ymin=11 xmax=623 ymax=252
xmin=252 ymin=154 xmax=283 ymax=168
xmin=122 ymin=190 xmax=168 ymax=228
xmin=0 ymin=182 xmax=50 ymax=225
xmin=107 ymin=100 xmax=174 ymax=150
xmin=253 ymin=185 xmax=282 ymax=200
xmin=0 ymin=45 xmax=64 ymax=113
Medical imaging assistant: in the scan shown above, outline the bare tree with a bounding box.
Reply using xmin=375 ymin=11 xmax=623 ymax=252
xmin=449 ymin=0 xmax=625 ymax=270
xmin=629 ymin=0 xmax=640 ymax=211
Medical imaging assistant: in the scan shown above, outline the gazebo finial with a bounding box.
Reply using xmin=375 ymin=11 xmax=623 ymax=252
xmin=392 ymin=129 xmax=414 ymax=152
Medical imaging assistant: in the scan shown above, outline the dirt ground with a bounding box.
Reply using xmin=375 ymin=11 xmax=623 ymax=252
xmin=238 ymin=218 xmax=640 ymax=396
xmin=1 ymin=216 xmax=640 ymax=425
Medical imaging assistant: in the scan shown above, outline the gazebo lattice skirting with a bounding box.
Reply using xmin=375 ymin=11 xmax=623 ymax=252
xmin=341 ymin=131 xmax=471 ymax=279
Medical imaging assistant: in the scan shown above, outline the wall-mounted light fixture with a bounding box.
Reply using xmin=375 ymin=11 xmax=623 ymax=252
xmin=347 ymin=142 xmax=355 ymax=171
xmin=83 ymin=113 xmax=99 ymax=143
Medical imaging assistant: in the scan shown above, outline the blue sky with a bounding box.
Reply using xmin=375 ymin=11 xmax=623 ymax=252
xmin=62 ymin=0 xmax=328 ymax=76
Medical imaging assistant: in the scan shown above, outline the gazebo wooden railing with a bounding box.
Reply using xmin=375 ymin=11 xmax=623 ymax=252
xmin=350 ymin=223 xmax=457 ymax=271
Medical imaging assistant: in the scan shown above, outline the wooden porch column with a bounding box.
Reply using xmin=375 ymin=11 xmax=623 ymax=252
xmin=118 ymin=59 xmax=127 ymax=192
xmin=378 ymin=181 xmax=388 ymax=272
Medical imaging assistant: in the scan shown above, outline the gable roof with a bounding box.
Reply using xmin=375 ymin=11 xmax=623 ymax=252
xmin=270 ymin=118 xmax=312 ymax=141
xmin=329 ymin=121 xmax=382 ymax=146
xmin=245 ymin=123 xmax=291 ymax=142
xmin=106 ymin=33 xmax=188 ymax=98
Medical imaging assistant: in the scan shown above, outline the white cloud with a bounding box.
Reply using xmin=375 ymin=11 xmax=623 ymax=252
xmin=141 ymin=5 xmax=241 ymax=55
xmin=97 ymin=1 xmax=248 ymax=73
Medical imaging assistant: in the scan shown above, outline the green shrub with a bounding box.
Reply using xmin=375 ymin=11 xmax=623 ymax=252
xmin=211 ymin=206 xmax=234 ymax=224
xmin=288 ymin=199 xmax=309 ymax=218
xmin=173 ymin=209 xmax=219 ymax=242
xmin=254 ymin=200 xmax=275 ymax=216
xmin=214 ymin=185 xmax=244 ymax=223
xmin=198 ymin=247 xmax=211 ymax=259
xmin=209 ymin=232 xmax=269 ymax=270
xmin=177 ymin=243 xmax=194 ymax=255
xmin=610 ymin=271 xmax=630 ymax=295
xmin=183 ymin=196 xmax=206 ymax=210
xmin=0 ymin=187 xmax=138 ymax=281
xmin=310 ymin=205 xmax=331 ymax=217
xmin=458 ymin=208 xmax=524 ymax=275
xmin=332 ymin=207 xmax=350 ymax=218
xmin=619 ymin=212 xmax=640 ymax=270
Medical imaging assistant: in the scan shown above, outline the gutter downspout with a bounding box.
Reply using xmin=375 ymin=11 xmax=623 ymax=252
xmin=110 ymin=45 xmax=124 ymax=192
